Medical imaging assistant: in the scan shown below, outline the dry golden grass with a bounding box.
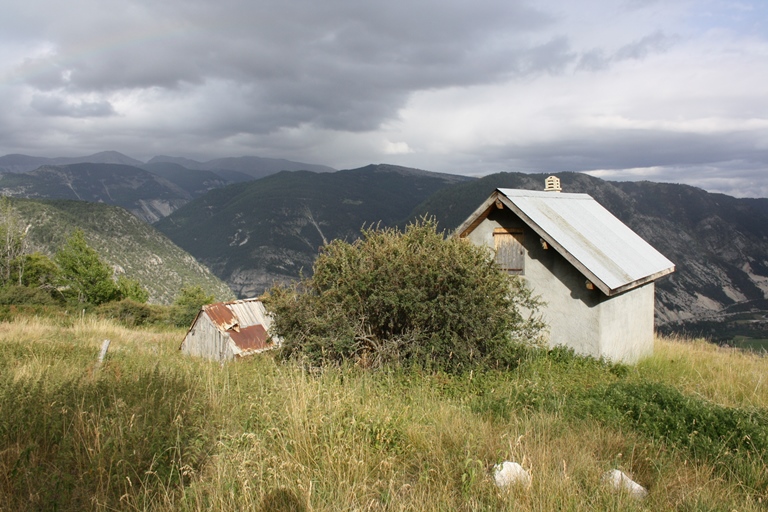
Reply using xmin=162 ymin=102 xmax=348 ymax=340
xmin=638 ymin=335 xmax=768 ymax=409
xmin=1 ymin=317 xmax=766 ymax=511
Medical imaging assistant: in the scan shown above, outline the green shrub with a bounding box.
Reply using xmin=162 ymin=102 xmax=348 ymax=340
xmin=584 ymin=382 xmax=768 ymax=461
xmin=0 ymin=284 xmax=61 ymax=306
xmin=265 ymin=218 xmax=545 ymax=372
xmin=116 ymin=275 xmax=150 ymax=303
xmin=171 ymin=285 xmax=214 ymax=328
xmin=55 ymin=229 xmax=119 ymax=305
xmin=14 ymin=252 xmax=60 ymax=288
xmin=96 ymin=299 xmax=168 ymax=327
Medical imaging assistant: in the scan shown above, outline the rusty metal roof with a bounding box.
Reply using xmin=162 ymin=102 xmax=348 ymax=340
xmin=201 ymin=298 xmax=277 ymax=356
xmin=229 ymin=324 xmax=270 ymax=353
xmin=456 ymin=188 xmax=674 ymax=296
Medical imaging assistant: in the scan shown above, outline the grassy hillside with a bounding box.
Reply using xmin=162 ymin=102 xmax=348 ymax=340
xmin=11 ymin=198 xmax=234 ymax=304
xmin=1 ymin=315 xmax=765 ymax=511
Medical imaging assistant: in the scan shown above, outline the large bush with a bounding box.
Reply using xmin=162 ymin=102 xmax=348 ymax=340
xmin=265 ymin=218 xmax=544 ymax=371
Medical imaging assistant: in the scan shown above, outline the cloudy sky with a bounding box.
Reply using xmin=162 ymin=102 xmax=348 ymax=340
xmin=1 ymin=0 xmax=767 ymax=197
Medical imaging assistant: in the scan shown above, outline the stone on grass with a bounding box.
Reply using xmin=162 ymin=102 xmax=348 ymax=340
xmin=493 ymin=461 xmax=531 ymax=488
xmin=602 ymin=469 xmax=647 ymax=499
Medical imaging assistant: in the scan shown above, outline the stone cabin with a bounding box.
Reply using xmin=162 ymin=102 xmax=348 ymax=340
xmin=454 ymin=176 xmax=675 ymax=363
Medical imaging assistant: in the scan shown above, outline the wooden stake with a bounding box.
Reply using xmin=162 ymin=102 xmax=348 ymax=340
xmin=96 ymin=339 xmax=111 ymax=370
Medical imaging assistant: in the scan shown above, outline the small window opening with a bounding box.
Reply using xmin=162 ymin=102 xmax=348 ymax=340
xmin=493 ymin=228 xmax=524 ymax=274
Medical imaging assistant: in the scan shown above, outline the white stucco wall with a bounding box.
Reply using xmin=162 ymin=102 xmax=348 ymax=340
xmin=597 ymin=282 xmax=655 ymax=362
xmin=464 ymin=207 xmax=654 ymax=364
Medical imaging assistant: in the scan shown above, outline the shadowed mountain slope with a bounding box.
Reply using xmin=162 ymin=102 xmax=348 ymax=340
xmin=0 ymin=163 xmax=192 ymax=223
xmin=155 ymin=164 xmax=471 ymax=297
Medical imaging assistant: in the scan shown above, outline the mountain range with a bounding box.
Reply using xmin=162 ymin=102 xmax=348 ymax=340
xmin=2 ymin=150 xmax=766 ymax=343
xmin=153 ymin=168 xmax=768 ymax=342
xmin=0 ymin=151 xmax=337 ymax=222
xmin=154 ymin=164 xmax=471 ymax=297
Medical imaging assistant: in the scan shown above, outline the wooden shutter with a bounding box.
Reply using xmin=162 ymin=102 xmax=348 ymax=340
xmin=493 ymin=228 xmax=524 ymax=274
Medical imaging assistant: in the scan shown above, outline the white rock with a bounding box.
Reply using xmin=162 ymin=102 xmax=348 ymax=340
xmin=602 ymin=469 xmax=647 ymax=499
xmin=493 ymin=461 xmax=531 ymax=488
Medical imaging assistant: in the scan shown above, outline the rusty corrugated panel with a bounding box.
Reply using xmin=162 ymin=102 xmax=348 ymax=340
xmin=229 ymin=324 xmax=271 ymax=353
xmin=204 ymin=302 xmax=239 ymax=331
xmin=226 ymin=299 xmax=267 ymax=328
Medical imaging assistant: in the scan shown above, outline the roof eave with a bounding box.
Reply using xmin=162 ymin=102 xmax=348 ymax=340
xmin=454 ymin=191 xmax=504 ymax=238
xmin=605 ymin=266 xmax=675 ymax=296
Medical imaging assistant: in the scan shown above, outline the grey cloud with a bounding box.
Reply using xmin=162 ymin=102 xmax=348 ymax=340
xmin=516 ymin=37 xmax=576 ymax=75
xmin=577 ymin=31 xmax=677 ymax=71
xmin=622 ymin=0 xmax=664 ymax=9
xmin=13 ymin=0 xmax=569 ymax=132
xmin=2 ymin=0 xmax=766 ymax=199
xmin=30 ymin=94 xmax=115 ymax=118
xmin=614 ymin=31 xmax=677 ymax=60
xmin=488 ymin=128 xmax=768 ymax=174
xmin=576 ymin=49 xmax=610 ymax=71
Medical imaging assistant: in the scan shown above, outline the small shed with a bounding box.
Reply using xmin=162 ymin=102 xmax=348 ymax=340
xmin=180 ymin=298 xmax=279 ymax=361
xmin=455 ymin=181 xmax=674 ymax=363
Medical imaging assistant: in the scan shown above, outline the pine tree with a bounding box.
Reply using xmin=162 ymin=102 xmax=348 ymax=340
xmin=55 ymin=230 xmax=119 ymax=305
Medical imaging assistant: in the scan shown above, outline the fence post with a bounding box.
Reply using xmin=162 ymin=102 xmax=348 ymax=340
xmin=95 ymin=339 xmax=111 ymax=371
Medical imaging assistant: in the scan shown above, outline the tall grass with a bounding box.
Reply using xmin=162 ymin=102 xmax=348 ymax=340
xmin=638 ymin=335 xmax=768 ymax=409
xmin=0 ymin=316 xmax=766 ymax=510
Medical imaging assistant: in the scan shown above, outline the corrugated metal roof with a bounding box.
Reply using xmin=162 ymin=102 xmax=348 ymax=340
xmin=496 ymin=188 xmax=674 ymax=294
xmin=229 ymin=324 xmax=270 ymax=353
xmin=200 ymin=298 xmax=277 ymax=356
xmin=461 ymin=188 xmax=674 ymax=295
xmin=204 ymin=303 xmax=239 ymax=331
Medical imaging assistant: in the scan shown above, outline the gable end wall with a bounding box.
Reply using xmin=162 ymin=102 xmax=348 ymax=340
xmin=464 ymin=208 xmax=653 ymax=363
xmin=181 ymin=314 xmax=233 ymax=361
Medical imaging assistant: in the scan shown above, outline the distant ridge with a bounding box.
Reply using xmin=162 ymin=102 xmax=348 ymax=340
xmin=0 ymin=151 xmax=337 ymax=179
xmin=0 ymin=152 xmax=340 ymax=221
xmin=353 ymin=163 xmax=471 ymax=184
xmin=0 ymin=151 xmax=144 ymax=173
xmin=0 ymin=163 xmax=192 ymax=223
xmin=147 ymin=155 xmax=337 ymax=178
